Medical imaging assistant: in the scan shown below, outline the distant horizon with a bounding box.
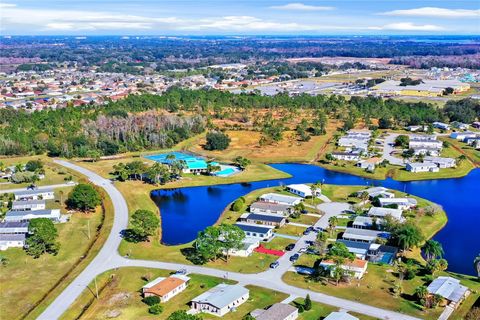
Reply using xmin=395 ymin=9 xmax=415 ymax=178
xmin=3 ymin=34 xmax=480 ymax=38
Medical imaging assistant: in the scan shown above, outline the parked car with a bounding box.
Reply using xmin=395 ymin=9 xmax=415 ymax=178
xmin=175 ymin=268 xmax=187 ymax=275
xmin=285 ymin=243 xmax=295 ymax=251
xmin=270 ymin=261 xmax=280 ymax=269
xmin=298 ymin=247 xmax=308 ymax=254
xmin=306 ymin=248 xmax=320 ymax=255
xmin=290 ymin=253 xmax=300 ymax=262
xmin=296 ymin=266 xmax=315 ymax=275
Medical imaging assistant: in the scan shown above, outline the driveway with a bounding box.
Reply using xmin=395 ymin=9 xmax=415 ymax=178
xmin=38 ymin=160 xmax=419 ymax=320
xmin=383 ymin=133 xmax=405 ymax=166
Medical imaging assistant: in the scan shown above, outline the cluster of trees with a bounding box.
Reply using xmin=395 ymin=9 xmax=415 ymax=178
xmin=193 ymin=224 xmax=245 ymax=264
xmin=112 ymin=160 xmax=183 ymax=184
xmin=25 ymin=218 xmax=60 ymax=258
xmin=125 ymin=209 xmax=160 ymax=242
xmin=204 ymin=131 xmax=231 ymax=151
xmin=66 ymin=184 xmax=102 ymax=212
xmin=391 ymin=54 xmax=480 ymax=70
xmin=3 ymin=159 xmax=45 ymax=184
xmin=399 ymin=77 xmax=424 ymax=86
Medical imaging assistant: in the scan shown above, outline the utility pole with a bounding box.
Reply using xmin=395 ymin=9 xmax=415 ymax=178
xmin=87 ymin=219 xmax=91 ymax=240
xmin=94 ymin=276 xmax=99 ymax=299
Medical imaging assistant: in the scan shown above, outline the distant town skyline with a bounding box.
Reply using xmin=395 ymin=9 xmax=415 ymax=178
xmin=1 ymin=1 xmax=479 ymax=35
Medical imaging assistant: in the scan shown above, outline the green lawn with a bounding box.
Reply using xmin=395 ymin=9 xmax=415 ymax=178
xmin=0 ymin=188 xmax=111 ymax=320
xmin=293 ymin=298 xmax=378 ymax=320
xmin=62 ymin=267 xmax=288 ymax=320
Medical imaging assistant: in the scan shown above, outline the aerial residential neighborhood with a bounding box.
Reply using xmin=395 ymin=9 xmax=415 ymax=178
xmin=1 ymin=2 xmax=480 ymax=320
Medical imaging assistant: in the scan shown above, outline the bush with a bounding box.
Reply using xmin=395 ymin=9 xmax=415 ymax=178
xmin=10 ymin=171 xmax=37 ymax=184
xmin=204 ymin=131 xmax=231 ymax=150
xmin=232 ymin=198 xmax=245 ymax=212
xmin=148 ymin=303 xmax=163 ymax=315
xmin=143 ymin=295 xmax=161 ymax=306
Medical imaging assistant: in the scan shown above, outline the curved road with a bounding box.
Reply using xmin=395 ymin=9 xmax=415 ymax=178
xmin=38 ymin=160 xmax=419 ymax=320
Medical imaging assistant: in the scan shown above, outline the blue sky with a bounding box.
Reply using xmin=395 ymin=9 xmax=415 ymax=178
xmin=1 ymin=1 xmax=479 ymax=35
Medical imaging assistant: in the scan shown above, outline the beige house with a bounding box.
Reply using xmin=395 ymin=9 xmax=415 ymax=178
xmin=142 ymin=274 xmax=190 ymax=302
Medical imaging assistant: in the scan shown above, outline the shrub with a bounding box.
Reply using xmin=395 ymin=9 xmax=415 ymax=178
xmin=204 ymin=131 xmax=231 ymax=150
xmin=232 ymin=198 xmax=245 ymax=212
xmin=143 ymin=295 xmax=161 ymax=306
xmin=148 ymin=303 xmax=163 ymax=315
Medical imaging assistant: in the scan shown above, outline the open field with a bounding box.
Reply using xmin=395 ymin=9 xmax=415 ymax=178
xmin=284 ymin=266 xmax=480 ymax=320
xmin=442 ymin=137 xmax=480 ymax=166
xmin=0 ymin=187 xmax=113 ymax=320
xmin=0 ymin=155 xmax=83 ymax=191
xmin=62 ymin=267 xmax=288 ymax=320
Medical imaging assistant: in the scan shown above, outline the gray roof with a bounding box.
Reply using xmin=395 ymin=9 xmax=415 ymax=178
xmin=251 ymin=303 xmax=297 ymax=320
xmin=250 ymin=201 xmax=291 ymax=212
xmin=427 ymin=276 xmax=469 ymax=303
xmin=324 ymin=312 xmax=359 ymax=320
xmin=352 ymin=216 xmax=383 ymax=228
xmin=6 ymin=209 xmax=59 ymax=218
xmin=235 ymin=223 xmax=274 ymax=234
xmin=191 ymin=284 xmax=249 ymax=309
xmin=0 ymin=233 xmax=26 ymax=241
xmin=259 ymin=193 xmax=301 ymax=205
xmin=0 ymin=221 xmax=29 ymax=233
xmin=367 ymin=207 xmax=403 ymax=220
xmin=12 ymin=200 xmax=46 ymax=206
xmin=14 ymin=188 xmax=54 ymax=196
xmin=342 ymin=228 xmax=390 ymax=242
xmin=246 ymin=213 xmax=285 ymax=223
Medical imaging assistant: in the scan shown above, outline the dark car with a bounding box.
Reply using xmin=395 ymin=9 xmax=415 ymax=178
xmin=306 ymin=248 xmax=320 ymax=255
xmin=270 ymin=261 xmax=280 ymax=269
xmin=175 ymin=268 xmax=187 ymax=275
xmin=290 ymin=253 xmax=300 ymax=262
xmin=285 ymin=243 xmax=295 ymax=251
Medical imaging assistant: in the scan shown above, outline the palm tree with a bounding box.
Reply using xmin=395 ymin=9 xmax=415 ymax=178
xmin=422 ymin=240 xmax=444 ymax=261
xmin=394 ymin=224 xmax=424 ymax=252
xmin=414 ymin=285 xmax=429 ymax=306
xmin=438 ymin=259 xmax=448 ymax=273
xmin=474 ymin=254 xmax=480 ymax=279
xmin=328 ymin=216 xmax=338 ymax=236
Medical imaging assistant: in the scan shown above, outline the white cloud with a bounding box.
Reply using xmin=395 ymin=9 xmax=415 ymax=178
xmin=381 ymin=7 xmax=480 ymax=18
xmin=270 ymin=3 xmax=334 ymax=11
xmin=372 ymin=22 xmax=445 ymax=31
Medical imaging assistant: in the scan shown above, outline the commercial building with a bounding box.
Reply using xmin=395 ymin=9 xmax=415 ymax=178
xmin=373 ymin=79 xmax=470 ymax=97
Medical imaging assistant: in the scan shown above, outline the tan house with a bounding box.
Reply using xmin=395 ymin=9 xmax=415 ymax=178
xmin=142 ymin=274 xmax=190 ymax=302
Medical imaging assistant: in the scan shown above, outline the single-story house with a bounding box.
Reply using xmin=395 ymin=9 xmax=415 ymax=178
xmin=356 ymin=157 xmax=382 ymax=171
xmin=406 ymin=162 xmax=439 ymax=173
xmin=424 ymin=156 xmax=456 ymax=168
xmin=449 ymin=131 xmax=477 ymax=141
xmin=250 ymin=201 xmax=291 ymax=216
xmin=143 ymin=274 xmax=190 ymax=302
xmin=356 ymin=187 xmax=394 ymax=199
xmin=433 ymin=122 xmax=450 ymax=131
xmin=331 ymin=152 xmax=361 ymax=161
xmin=451 ymin=122 xmax=469 ymax=130
xmin=412 ymin=147 xmax=442 ymax=157
xmin=342 ymin=228 xmax=390 ymax=243
xmin=234 ymin=223 xmax=275 ymax=241
xmin=11 ymin=200 xmax=46 ymax=211
xmin=250 ymin=303 xmax=298 ymax=320
xmin=286 ymin=184 xmax=320 ymax=198
xmin=14 ymin=188 xmax=55 ymax=201
xmin=378 ymin=197 xmax=417 ymax=210
xmin=336 ymin=239 xmax=397 ymax=263
xmin=0 ymin=221 xmax=29 ymax=234
xmin=226 ymin=239 xmax=259 ymax=257
xmin=367 ymin=207 xmax=404 ymax=221
xmin=241 ymin=213 xmax=286 ymax=227
xmin=320 ymin=258 xmax=368 ymax=279
xmin=259 ymin=193 xmax=302 ymax=206
xmin=4 ymin=209 xmax=61 ymax=222
xmin=427 ymin=276 xmax=470 ymax=308
xmin=352 ymin=216 xmax=383 ymax=230
xmin=324 ymin=311 xmax=359 ymax=320
xmin=0 ymin=234 xmax=26 ymax=250
xmin=190 ymin=284 xmax=249 ymax=317
xmin=406 ymin=125 xmax=426 ymax=132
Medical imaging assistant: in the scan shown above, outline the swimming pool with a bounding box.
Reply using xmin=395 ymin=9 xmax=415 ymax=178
xmin=145 ymin=151 xmax=196 ymax=163
xmin=214 ymin=167 xmax=239 ymax=177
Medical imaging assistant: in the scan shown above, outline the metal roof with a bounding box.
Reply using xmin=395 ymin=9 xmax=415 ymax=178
xmin=251 ymin=303 xmax=297 ymax=320
xmin=234 ymin=223 xmax=274 ymax=234
xmin=14 ymin=188 xmax=54 ymax=196
xmin=427 ymin=276 xmax=469 ymax=303
xmin=191 ymin=284 xmax=249 ymax=309
xmin=246 ymin=213 xmax=285 ymax=223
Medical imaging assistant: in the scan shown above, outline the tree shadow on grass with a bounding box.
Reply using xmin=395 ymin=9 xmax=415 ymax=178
xmin=180 ymin=247 xmax=206 ymax=265
xmin=121 ymin=229 xmax=147 ymax=243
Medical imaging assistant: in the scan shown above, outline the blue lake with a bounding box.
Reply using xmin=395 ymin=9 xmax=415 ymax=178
xmin=151 ymin=163 xmax=480 ymax=276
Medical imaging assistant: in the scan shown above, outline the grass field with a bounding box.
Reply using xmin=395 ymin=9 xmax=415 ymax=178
xmin=283 ymin=266 xmax=480 ymax=320
xmin=293 ymin=298 xmax=378 ymax=320
xmin=62 ymin=267 xmax=288 ymax=320
xmin=0 ymin=187 xmax=113 ymax=320
xmin=442 ymin=137 xmax=480 ymax=166
xmin=0 ymin=155 xmax=83 ymax=191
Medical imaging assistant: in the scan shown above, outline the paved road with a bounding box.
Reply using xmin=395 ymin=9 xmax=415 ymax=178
xmin=39 ymin=160 xmax=420 ymax=320
xmin=0 ymin=182 xmax=77 ymax=194
xmin=383 ymin=133 xmax=406 ymax=166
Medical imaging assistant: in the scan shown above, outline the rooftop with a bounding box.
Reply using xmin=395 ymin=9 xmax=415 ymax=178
xmin=250 ymin=201 xmax=291 ymax=212
xmin=427 ymin=276 xmax=469 ymax=303
xmin=251 ymin=303 xmax=297 ymax=320
xmin=245 ymin=213 xmax=285 ymax=223
xmin=235 ymin=223 xmax=275 ymax=234
xmin=191 ymin=284 xmax=249 ymax=309
xmin=14 ymin=188 xmax=54 ymax=196
xmin=143 ymin=275 xmax=189 ymax=297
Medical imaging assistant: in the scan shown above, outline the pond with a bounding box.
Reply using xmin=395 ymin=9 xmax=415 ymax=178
xmin=151 ymin=163 xmax=480 ymax=276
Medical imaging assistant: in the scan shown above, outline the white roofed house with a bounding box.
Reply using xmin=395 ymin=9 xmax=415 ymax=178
xmin=14 ymin=188 xmax=54 ymax=201
xmin=320 ymin=258 xmax=369 ymax=279
xmin=331 ymin=151 xmax=361 ymax=161
xmin=0 ymin=234 xmax=26 ymax=250
xmin=190 ymin=284 xmax=249 ymax=317
xmin=352 ymin=216 xmax=383 ymax=230
xmin=427 ymin=276 xmax=470 ymax=309
xmin=225 ymin=238 xmax=259 ymax=257
xmin=324 ymin=311 xmax=359 ymax=320
xmin=342 ymin=227 xmax=390 ymax=243
xmin=11 ymin=200 xmax=46 ymax=211
xmin=367 ymin=207 xmax=404 ymax=221
xmin=378 ymin=197 xmax=417 ymax=211
xmin=249 ymin=201 xmax=291 ymax=216
xmin=5 ymin=209 xmax=61 ymax=222
xmin=259 ymin=193 xmax=302 ymax=206
xmin=286 ymin=184 xmax=321 ymax=198
xmin=356 ymin=187 xmax=395 ymax=199
xmin=423 ymin=156 xmax=456 ymax=169
xmin=406 ymin=162 xmax=439 ymax=173
xmin=449 ymin=131 xmax=477 ymax=141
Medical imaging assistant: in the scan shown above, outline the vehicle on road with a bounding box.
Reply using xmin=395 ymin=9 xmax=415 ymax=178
xmin=306 ymin=248 xmax=320 ymax=255
xmin=298 ymin=247 xmax=308 ymax=253
xmin=285 ymin=243 xmax=295 ymax=251
xmin=296 ymin=266 xmax=315 ymax=275
xmin=270 ymin=261 xmax=280 ymax=269
xmin=290 ymin=253 xmax=300 ymax=262
xmin=175 ymin=268 xmax=187 ymax=275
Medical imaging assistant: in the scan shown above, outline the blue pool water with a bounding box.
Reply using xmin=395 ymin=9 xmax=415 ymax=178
xmin=151 ymin=163 xmax=480 ymax=276
xmin=145 ymin=151 xmax=194 ymax=162
xmin=215 ymin=167 xmax=237 ymax=176
xmin=379 ymin=252 xmax=394 ymax=265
